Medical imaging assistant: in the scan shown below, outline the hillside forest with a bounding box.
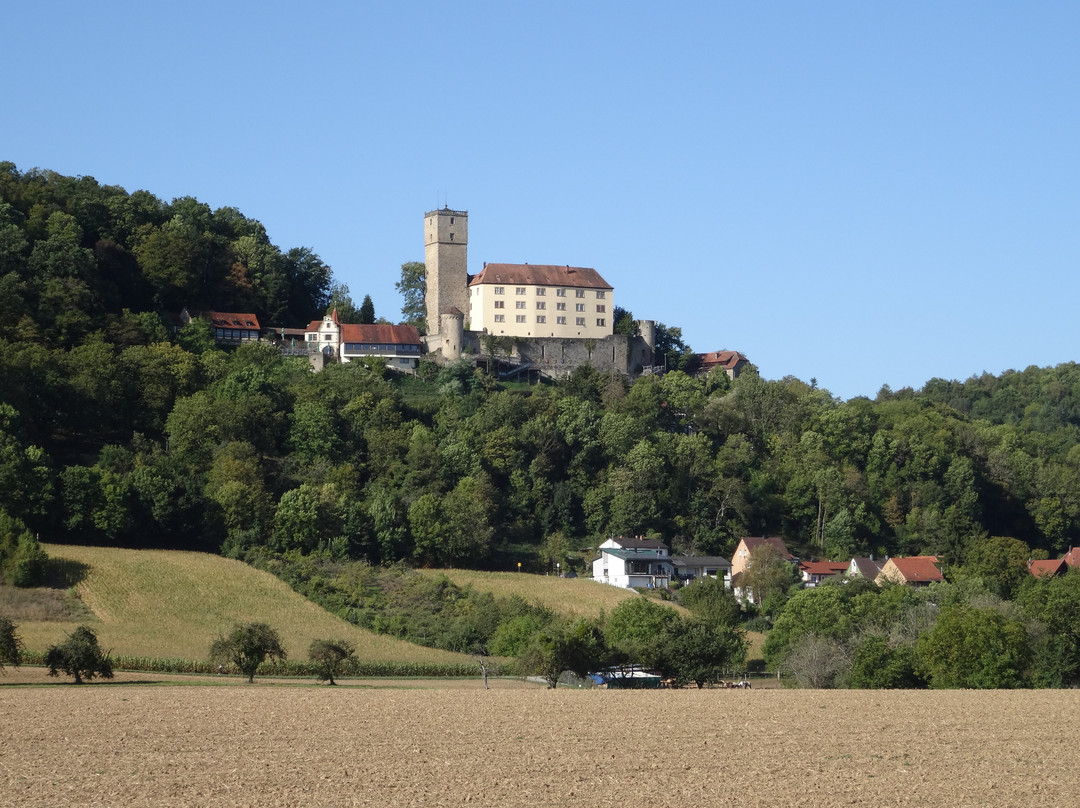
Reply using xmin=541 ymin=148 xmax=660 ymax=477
xmin=4 ymin=164 xmax=1080 ymax=687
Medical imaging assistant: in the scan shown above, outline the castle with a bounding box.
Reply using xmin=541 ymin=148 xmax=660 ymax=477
xmin=424 ymin=208 xmax=656 ymax=378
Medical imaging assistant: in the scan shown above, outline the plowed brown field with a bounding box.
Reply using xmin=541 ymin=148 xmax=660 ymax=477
xmin=2 ymin=681 xmax=1076 ymax=807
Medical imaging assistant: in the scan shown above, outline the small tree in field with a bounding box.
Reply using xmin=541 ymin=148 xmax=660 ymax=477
xmin=1 ymin=616 xmax=23 ymax=671
xmin=45 ymin=626 xmax=113 ymax=683
xmin=309 ymin=638 xmax=356 ymax=685
xmin=210 ymin=622 xmax=286 ymax=683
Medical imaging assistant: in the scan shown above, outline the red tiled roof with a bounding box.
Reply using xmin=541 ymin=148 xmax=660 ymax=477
xmin=340 ymin=324 xmax=422 ymax=344
xmin=884 ymin=556 xmax=943 ymax=583
xmin=697 ymin=350 xmax=748 ymax=370
xmin=1064 ymin=547 xmax=1080 ymax=567
xmin=1029 ymin=558 xmax=1067 ymax=578
xmin=800 ymin=561 xmax=849 ymax=576
xmin=208 ymin=311 xmax=261 ymax=330
xmin=469 ymin=263 xmax=612 ymax=290
xmin=739 ymin=536 xmax=794 ymax=560
xmin=304 ymin=321 xmax=422 ymax=345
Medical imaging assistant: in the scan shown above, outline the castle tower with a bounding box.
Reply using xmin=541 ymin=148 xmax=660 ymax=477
xmin=424 ymin=208 xmax=469 ymax=336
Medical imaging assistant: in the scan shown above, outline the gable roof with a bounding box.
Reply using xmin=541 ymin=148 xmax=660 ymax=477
xmin=304 ymin=321 xmax=422 ymax=345
xmin=880 ymin=556 xmax=943 ymax=584
xmin=1064 ymin=547 xmax=1080 ymax=567
xmin=203 ymin=311 xmax=261 ymax=329
xmin=1029 ymin=558 xmax=1068 ymax=578
xmin=469 ymin=263 xmax=612 ymax=290
xmin=849 ymin=558 xmax=885 ymax=579
xmin=738 ymin=536 xmax=794 ymax=560
xmin=696 ymin=350 xmax=748 ymax=370
xmin=800 ymin=561 xmax=849 ymax=576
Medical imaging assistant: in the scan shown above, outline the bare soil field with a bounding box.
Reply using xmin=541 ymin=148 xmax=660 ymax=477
xmin=2 ymin=683 xmax=1076 ymax=807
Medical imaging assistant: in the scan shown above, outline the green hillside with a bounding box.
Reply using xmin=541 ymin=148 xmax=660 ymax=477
xmin=419 ymin=568 xmax=687 ymax=617
xmin=16 ymin=544 xmax=472 ymax=666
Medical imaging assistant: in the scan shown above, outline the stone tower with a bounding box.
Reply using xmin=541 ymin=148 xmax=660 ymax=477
xmin=424 ymin=208 xmax=469 ymax=335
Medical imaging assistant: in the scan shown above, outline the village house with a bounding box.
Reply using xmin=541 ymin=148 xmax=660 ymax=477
xmin=876 ymin=556 xmax=944 ymax=586
xmin=305 ymin=309 xmax=424 ymax=370
xmin=798 ymin=560 xmax=850 ymax=587
xmin=1029 ymin=557 xmax=1068 ymax=578
xmin=179 ymin=309 xmax=261 ymax=344
xmin=592 ymin=537 xmax=672 ymax=589
xmin=731 ymin=536 xmax=795 ymax=577
xmin=670 ymin=556 xmax=732 ymax=587
xmin=692 ymin=349 xmax=750 ymax=380
xmin=847 ymin=557 xmax=885 ymax=581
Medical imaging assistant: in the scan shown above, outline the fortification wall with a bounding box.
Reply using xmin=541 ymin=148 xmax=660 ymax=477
xmin=454 ymin=332 xmax=653 ymax=378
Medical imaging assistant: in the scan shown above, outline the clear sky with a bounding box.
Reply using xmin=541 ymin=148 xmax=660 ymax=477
xmin=5 ymin=1 xmax=1079 ymax=400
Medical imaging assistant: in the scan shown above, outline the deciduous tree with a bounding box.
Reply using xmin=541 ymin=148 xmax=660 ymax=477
xmin=45 ymin=626 xmax=114 ymax=684
xmin=308 ymin=638 xmax=356 ymax=685
xmin=0 ymin=616 xmax=22 ymax=670
xmin=210 ymin=622 xmax=286 ymax=683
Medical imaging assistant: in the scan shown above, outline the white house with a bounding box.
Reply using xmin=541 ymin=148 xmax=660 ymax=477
xmin=305 ymin=310 xmax=424 ymax=369
xmin=593 ymin=537 xmax=672 ymax=589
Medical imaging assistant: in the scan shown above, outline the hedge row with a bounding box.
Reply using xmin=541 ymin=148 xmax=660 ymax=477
xmin=20 ymin=650 xmax=513 ymax=678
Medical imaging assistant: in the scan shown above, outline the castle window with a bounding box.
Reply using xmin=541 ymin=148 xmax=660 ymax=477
xmin=494 ymin=287 xmax=504 ymax=295
xmin=575 ymin=289 xmax=585 ymax=298
xmin=516 ymin=315 xmax=526 ymax=323
xmin=450 ymin=217 xmax=454 ymax=224
xmin=576 ymin=317 xmax=586 ymax=326
xmin=536 ymin=315 xmax=546 ymax=323
xmin=596 ymin=291 xmax=606 ymax=299
xmin=556 ymin=302 xmax=566 ymax=311
xmin=515 ymin=301 xmax=526 ymax=309
xmin=449 ymin=233 xmax=454 ymax=241
xmin=557 ymin=316 xmax=567 ymax=325
xmin=575 ymin=303 xmax=585 ymax=312
xmin=556 ymin=289 xmax=566 ymax=297
xmin=494 ymin=301 xmax=504 ymax=309
xmin=536 ymin=302 xmax=546 ymax=310
xmin=494 ymin=314 xmax=505 ymax=323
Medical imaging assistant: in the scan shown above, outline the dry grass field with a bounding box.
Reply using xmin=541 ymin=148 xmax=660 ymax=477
xmin=420 ymin=568 xmax=688 ymax=616
xmin=1 ymin=684 xmax=1076 ymax=807
xmin=16 ymin=544 xmax=472 ymax=666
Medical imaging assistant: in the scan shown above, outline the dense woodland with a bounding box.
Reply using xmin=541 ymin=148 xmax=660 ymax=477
xmin=3 ymin=163 xmax=1080 ymax=573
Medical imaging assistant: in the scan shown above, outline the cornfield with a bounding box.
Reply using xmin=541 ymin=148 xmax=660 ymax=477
xmin=29 ymin=544 xmax=476 ymax=667
xmin=419 ymin=568 xmax=688 ymax=617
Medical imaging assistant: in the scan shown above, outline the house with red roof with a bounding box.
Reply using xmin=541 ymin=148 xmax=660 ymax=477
xmin=180 ymin=309 xmax=261 ymax=344
xmin=1029 ymin=557 xmax=1068 ymax=579
xmin=1063 ymin=547 xmax=1080 ymax=568
xmin=799 ymin=560 xmax=850 ymax=587
xmin=876 ymin=556 xmax=944 ymax=587
xmin=692 ymin=350 xmax=750 ymax=380
xmin=305 ymin=310 xmax=424 ymax=370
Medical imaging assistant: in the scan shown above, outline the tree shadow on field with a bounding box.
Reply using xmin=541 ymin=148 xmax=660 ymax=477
xmin=41 ymin=557 xmax=90 ymax=589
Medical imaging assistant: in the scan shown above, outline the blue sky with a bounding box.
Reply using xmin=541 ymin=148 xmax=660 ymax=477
xmin=5 ymin=1 xmax=1079 ymax=400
